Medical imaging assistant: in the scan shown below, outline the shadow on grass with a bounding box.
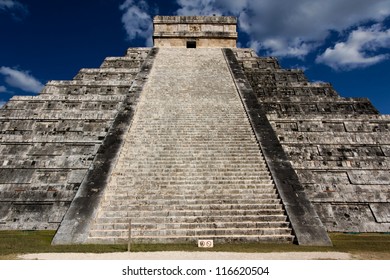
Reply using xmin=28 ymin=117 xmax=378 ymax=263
xmin=1 ymin=231 xmax=389 ymax=259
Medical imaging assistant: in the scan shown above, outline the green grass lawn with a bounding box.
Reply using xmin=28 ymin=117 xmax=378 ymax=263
xmin=0 ymin=231 xmax=389 ymax=259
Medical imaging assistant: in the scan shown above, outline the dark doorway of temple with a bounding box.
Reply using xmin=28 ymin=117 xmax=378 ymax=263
xmin=187 ymin=41 xmax=196 ymax=48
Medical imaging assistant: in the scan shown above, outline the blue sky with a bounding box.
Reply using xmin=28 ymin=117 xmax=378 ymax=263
xmin=1 ymin=0 xmax=390 ymax=113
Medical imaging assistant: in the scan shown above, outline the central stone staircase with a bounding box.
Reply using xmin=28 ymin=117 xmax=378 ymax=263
xmin=87 ymin=48 xmax=294 ymax=244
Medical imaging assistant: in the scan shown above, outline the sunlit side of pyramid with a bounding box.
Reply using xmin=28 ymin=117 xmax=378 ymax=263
xmin=0 ymin=16 xmax=388 ymax=246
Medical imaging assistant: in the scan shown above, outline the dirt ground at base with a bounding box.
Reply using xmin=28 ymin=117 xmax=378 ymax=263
xmin=352 ymin=251 xmax=390 ymax=260
xmin=18 ymin=251 xmax=353 ymax=260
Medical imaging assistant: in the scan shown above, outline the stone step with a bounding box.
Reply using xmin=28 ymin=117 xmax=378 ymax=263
xmin=109 ymin=183 xmax=276 ymax=188
xmin=116 ymin=169 xmax=270 ymax=174
xmin=111 ymin=172 xmax=271 ymax=177
xmin=135 ymin=117 xmax=254 ymax=120
xmin=129 ymin=128 xmax=255 ymax=132
xmin=126 ymin=128 xmax=257 ymax=132
xmin=112 ymin=170 xmax=271 ymax=176
xmin=117 ymin=163 xmax=269 ymax=169
xmin=122 ymin=154 xmax=265 ymax=159
xmin=104 ymin=192 xmax=278 ymax=200
xmin=130 ymin=133 xmax=259 ymax=136
xmin=108 ymin=184 xmax=276 ymax=189
xmin=89 ymin=227 xmax=292 ymax=238
xmin=123 ymin=150 xmax=261 ymax=154
xmin=133 ymin=124 xmax=255 ymax=128
xmin=87 ymin=234 xmax=294 ymax=244
xmin=114 ymin=173 xmax=272 ymax=178
xmin=134 ymin=116 xmax=255 ymax=120
xmin=117 ymin=163 xmax=268 ymax=169
xmin=114 ymin=179 xmax=273 ymax=184
xmin=93 ymin=221 xmax=290 ymax=231
xmin=130 ymin=125 xmax=256 ymax=129
xmin=113 ymin=178 xmax=274 ymax=185
xmin=100 ymin=58 xmax=144 ymax=69
xmin=117 ymin=156 xmax=265 ymax=160
xmin=101 ymin=198 xmax=282 ymax=206
xmin=95 ymin=214 xmax=289 ymax=225
xmin=99 ymin=209 xmax=286 ymax=218
xmin=123 ymin=161 xmax=267 ymax=167
xmin=99 ymin=203 xmax=284 ymax=212
xmin=47 ymin=80 xmax=132 ymax=87
xmin=104 ymin=188 xmax=278 ymax=197
xmin=103 ymin=193 xmax=279 ymax=201
xmin=125 ymin=139 xmax=258 ymax=143
xmin=132 ymin=135 xmax=257 ymax=138
xmin=114 ymin=171 xmax=270 ymax=176
xmin=126 ymin=125 xmax=257 ymax=129
xmin=10 ymin=95 xmax=126 ymax=102
xmin=120 ymin=151 xmax=265 ymax=157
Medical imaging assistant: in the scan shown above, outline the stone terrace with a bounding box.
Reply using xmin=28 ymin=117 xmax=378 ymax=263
xmin=234 ymin=48 xmax=390 ymax=232
xmin=0 ymin=48 xmax=150 ymax=230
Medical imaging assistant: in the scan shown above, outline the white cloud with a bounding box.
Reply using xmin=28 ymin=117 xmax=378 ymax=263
xmin=254 ymin=38 xmax=317 ymax=58
xmin=0 ymin=67 xmax=44 ymax=93
xmin=0 ymin=0 xmax=27 ymax=19
xmin=176 ymin=0 xmax=249 ymax=16
xmin=0 ymin=85 xmax=7 ymax=92
xmin=0 ymin=101 xmax=6 ymax=108
xmin=316 ymin=25 xmax=390 ymax=70
xmin=176 ymin=0 xmax=221 ymax=16
xmin=0 ymin=0 xmax=17 ymax=9
xmin=120 ymin=0 xmax=153 ymax=46
xmin=175 ymin=0 xmax=390 ymax=59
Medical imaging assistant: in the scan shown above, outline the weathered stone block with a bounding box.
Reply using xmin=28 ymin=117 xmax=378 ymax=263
xmin=369 ymin=203 xmax=390 ymax=223
xmin=313 ymin=203 xmax=390 ymax=232
xmin=153 ymin=16 xmax=237 ymax=48
xmin=67 ymin=170 xmax=88 ymax=184
xmin=348 ymin=170 xmax=390 ymax=185
xmin=296 ymin=170 xmax=350 ymax=184
xmin=0 ymin=169 xmax=34 ymax=184
xmin=283 ymin=145 xmax=319 ymax=161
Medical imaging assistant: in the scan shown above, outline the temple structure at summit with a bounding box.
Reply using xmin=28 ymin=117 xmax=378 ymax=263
xmin=0 ymin=16 xmax=388 ymax=246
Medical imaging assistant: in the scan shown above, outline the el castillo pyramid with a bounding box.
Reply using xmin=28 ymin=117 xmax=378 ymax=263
xmin=0 ymin=16 xmax=389 ymax=246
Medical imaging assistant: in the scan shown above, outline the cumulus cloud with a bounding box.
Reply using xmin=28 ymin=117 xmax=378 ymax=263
xmin=316 ymin=25 xmax=390 ymax=70
xmin=176 ymin=0 xmax=221 ymax=16
xmin=0 ymin=86 xmax=7 ymax=92
xmin=175 ymin=0 xmax=390 ymax=59
xmin=0 ymin=0 xmax=17 ymax=9
xmin=176 ymin=0 xmax=248 ymax=16
xmin=0 ymin=67 xmax=44 ymax=93
xmin=120 ymin=0 xmax=153 ymax=46
xmin=251 ymin=38 xmax=317 ymax=58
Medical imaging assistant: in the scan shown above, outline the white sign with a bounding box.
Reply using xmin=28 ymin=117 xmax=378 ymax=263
xmin=198 ymin=239 xmax=214 ymax=248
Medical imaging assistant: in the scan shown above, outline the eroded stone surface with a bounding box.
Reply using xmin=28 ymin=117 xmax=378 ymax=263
xmin=153 ymin=16 xmax=237 ymax=48
xmin=234 ymin=48 xmax=390 ymax=232
xmin=0 ymin=48 xmax=151 ymax=230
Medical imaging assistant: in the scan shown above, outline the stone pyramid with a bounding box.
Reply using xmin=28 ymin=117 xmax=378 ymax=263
xmin=1 ymin=16 xmax=388 ymax=246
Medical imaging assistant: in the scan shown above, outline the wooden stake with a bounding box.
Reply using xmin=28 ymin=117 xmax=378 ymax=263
xmin=127 ymin=219 xmax=131 ymax=252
